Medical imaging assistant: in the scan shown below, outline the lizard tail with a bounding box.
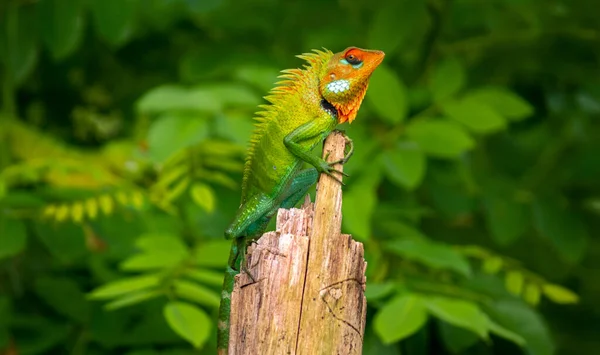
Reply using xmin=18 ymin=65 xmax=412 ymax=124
xmin=217 ymin=238 xmax=244 ymax=354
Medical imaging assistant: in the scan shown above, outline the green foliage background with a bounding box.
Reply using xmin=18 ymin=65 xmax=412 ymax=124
xmin=0 ymin=0 xmax=599 ymax=354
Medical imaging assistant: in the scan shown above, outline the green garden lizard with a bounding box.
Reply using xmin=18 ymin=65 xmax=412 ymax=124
xmin=217 ymin=46 xmax=384 ymax=352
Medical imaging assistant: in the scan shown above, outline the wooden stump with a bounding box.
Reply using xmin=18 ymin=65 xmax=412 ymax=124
xmin=227 ymin=132 xmax=367 ymax=354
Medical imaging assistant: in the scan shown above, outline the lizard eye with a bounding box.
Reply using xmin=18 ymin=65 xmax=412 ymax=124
xmin=345 ymin=53 xmax=362 ymax=66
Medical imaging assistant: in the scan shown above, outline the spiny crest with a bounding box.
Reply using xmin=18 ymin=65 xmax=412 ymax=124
xmin=240 ymin=48 xmax=333 ymax=199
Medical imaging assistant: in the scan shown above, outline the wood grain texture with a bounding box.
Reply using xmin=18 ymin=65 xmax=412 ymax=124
xmin=227 ymin=131 xmax=367 ymax=354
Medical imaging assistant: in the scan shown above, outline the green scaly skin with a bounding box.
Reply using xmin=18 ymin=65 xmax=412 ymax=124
xmin=217 ymin=46 xmax=384 ymax=353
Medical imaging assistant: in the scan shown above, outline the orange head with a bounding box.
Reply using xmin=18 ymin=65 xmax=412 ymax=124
xmin=319 ymin=47 xmax=385 ymax=123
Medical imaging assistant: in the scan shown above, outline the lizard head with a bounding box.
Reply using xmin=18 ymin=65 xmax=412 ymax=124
xmin=320 ymin=47 xmax=385 ymax=123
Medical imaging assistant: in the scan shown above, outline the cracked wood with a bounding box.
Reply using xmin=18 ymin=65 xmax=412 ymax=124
xmin=227 ymin=131 xmax=367 ymax=354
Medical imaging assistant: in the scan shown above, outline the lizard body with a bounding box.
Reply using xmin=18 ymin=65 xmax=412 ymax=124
xmin=217 ymin=46 xmax=384 ymax=352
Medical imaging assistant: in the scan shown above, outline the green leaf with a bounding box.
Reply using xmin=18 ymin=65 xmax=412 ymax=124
xmin=482 ymin=256 xmax=503 ymax=275
xmin=367 ymin=1 xmax=426 ymax=56
xmin=365 ymin=282 xmax=396 ymax=302
xmin=184 ymin=268 xmax=224 ymax=287
xmin=406 ymin=120 xmax=474 ymax=158
xmin=382 ymin=141 xmax=426 ymax=190
xmin=105 ymin=289 xmax=162 ymax=310
xmin=485 ymin=300 xmax=554 ymax=355
xmin=439 ymin=321 xmax=479 ymax=353
xmin=467 ymin=87 xmax=534 ymax=121
xmin=121 ymin=235 xmax=189 ymax=271
xmin=234 ymin=65 xmax=279 ymax=92
xmin=367 ymin=64 xmax=408 ymax=124
xmin=442 ymin=98 xmax=506 ymax=134
xmin=487 ymin=318 xmax=526 ymax=346
xmin=147 ymin=113 xmax=210 ymax=163
xmin=524 ymin=283 xmax=541 ymax=306
xmin=135 ymin=234 xmax=189 ymax=255
xmin=194 ymin=240 xmax=231 ymax=267
xmin=0 ymin=3 xmax=39 ymax=85
xmin=386 ymin=238 xmax=472 ymax=277
xmin=0 ymin=216 xmax=27 ymax=260
xmin=38 ymin=0 xmax=84 ymax=60
xmin=206 ymin=83 xmax=261 ymax=108
xmin=431 ymin=57 xmax=465 ymax=101
xmin=505 ymin=271 xmax=524 ymax=296
xmin=374 ymin=294 xmax=428 ymax=344
xmin=89 ymin=0 xmax=139 ymax=46
xmin=173 ymin=280 xmax=221 ymax=308
xmin=532 ymin=196 xmax=588 ymax=264
xmin=190 ymin=183 xmax=216 ymax=213
xmin=342 ymin=168 xmax=382 ymax=240
xmin=136 ymin=85 xmax=221 ymax=114
xmin=482 ymin=182 xmax=529 ymax=246
xmin=88 ymin=274 xmax=160 ymax=299
xmin=424 ymin=297 xmax=489 ymax=340
xmin=542 ymin=284 xmax=579 ymax=304
xmin=34 ymin=276 xmax=90 ymax=323
xmin=163 ymin=301 xmax=211 ymax=348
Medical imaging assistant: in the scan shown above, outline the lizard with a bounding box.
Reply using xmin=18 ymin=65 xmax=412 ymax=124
xmin=217 ymin=46 xmax=384 ymax=353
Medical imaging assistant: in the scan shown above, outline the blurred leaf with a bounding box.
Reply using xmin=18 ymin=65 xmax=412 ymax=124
xmin=147 ymin=114 xmax=209 ymax=163
xmin=365 ymin=282 xmax=396 ymax=302
xmin=374 ymin=294 xmax=428 ymax=344
xmin=89 ymin=274 xmax=160 ymax=299
xmin=190 ymin=183 xmax=216 ymax=213
xmin=487 ymin=318 xmax=526 ymax=346
xmin=34 ymin=276 xmax=90 ymax=323
xmin=524 ymin=283 xmax=541 ymax=306
xmin=0 ymin=3 xmax=38 ymax=85
xmin=121 ymin=234 xmax=189 ymax=270
xmin=486 ymin=300 xmax=554 ymax=355
xmin=367 ymin=64 xmax=408 ymax=124
xmin=342 ymin=167 xmax=382 ymax=240
xmin=105 ymin=289 xmax=162 ymax=310
xmin=89 ymin=0 xmax=138 ymax=46
xmin=424 ymin=296 xmax=489 ymax=339
xmin=407 ymin=120 xmax=474 ymax=158
xmin=382 ymin=141 xmax=426 ymax=190
xmin=505 ymin=271 xmax=524 ymax=296
xmin=163 ymin=301 xmax=211 ymax=348
xmin=482 ymin=256 xmax=503 ymax=274
xmin=194 ymin=240 xmax=230 ymax=267
xmin=136 ymin=85 xmax=221 ymax=114
xmin=387 ymin=238 xmax=472 ymax=277
xmin=235 ymin=65 xmax=279 ymax=92
xmin=431 ymin=57 xmax=465 ymax=101
xmin=35 ymin=222 xmax=87 ymax=263
xmin=367 ymin=1 xmax=426 ymax=56
xmin=0 ymin=216 xmax=27 ymax=260
xmin=483 ymin=182 xmax=529 ymax=246
xmin=38 ymin=0 xmax=84 ymax=60
xmin=439 ymin=321 xmax=479 ymax=353
xmin=442 ymin=98 xmax=506 ymax=134
xmin=542 ymin=284 xmax=579 ymax=304
xmin=172 ymin=280 xmax=220 ymax=308
xmin=206 ymin=83 xmax=261 ymax=108
xmin=468 ymin=87 xmax=534 ymax=121
xmin=184 ymin=268 xmax=224 ymax=287
xmin=532 ymin=197 xmax=588 ymax=264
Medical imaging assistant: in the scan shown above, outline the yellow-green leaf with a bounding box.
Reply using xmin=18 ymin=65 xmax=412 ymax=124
xmin=542 ymin=284 xmax=579 ymax=304
xmin=163 ymin=301 xmax=211 ymax=348
xmin=505 ymin=271 xmax=524 ymax=296
xmin=190 ymin=183 xmax=216 ymax=213
xmin=374 ymin=294 xmax=428 ymax=344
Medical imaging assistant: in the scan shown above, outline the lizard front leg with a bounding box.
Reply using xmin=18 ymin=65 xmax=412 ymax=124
xmin=284 ymin=121 xmax=349 ymax=184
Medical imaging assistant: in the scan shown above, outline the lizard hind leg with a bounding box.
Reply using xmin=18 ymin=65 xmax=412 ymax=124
xmin=279 ymin=168 xmax=319 ymax=209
